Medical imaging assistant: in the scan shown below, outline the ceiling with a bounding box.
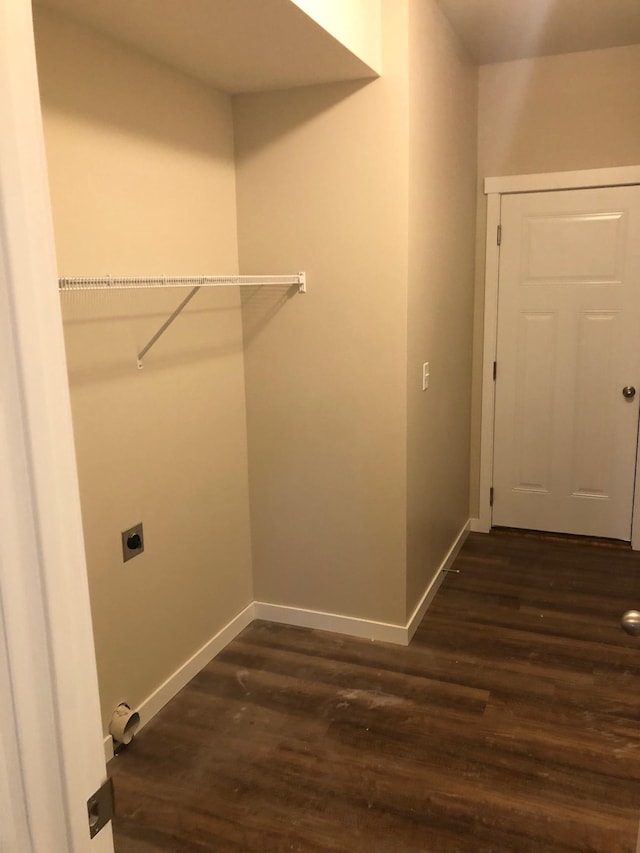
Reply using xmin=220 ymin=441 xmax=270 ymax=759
xmin=34 ymin=0 xmax=378 ymax=93
xmin=35 ymin=0 xmax=640 ymax=90
xmin=435 ymin=0 xmax=640 ymax=64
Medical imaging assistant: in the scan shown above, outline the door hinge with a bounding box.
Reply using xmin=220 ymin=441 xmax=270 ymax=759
xmin=497 ymin=224 xmax=502 ymax=246
xmin=87 ymin=778 xmax=114 ymax=839
xmin=493 ymin=361 xmax=497 ymax=381
xmin=490 ymin=487 xmax=494 ymax=507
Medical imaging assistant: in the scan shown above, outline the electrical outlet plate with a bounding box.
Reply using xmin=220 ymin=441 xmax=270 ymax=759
xmin=121 ymin=522 xmax=144 ymax=562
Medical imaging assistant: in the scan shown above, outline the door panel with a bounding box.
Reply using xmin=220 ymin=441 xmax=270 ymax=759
xmin=525 ymin=213 xmax=624 ymax=281
xmin=513 ymin=311 xmax=556 ymax=493
xmin=493 ymin=187 xmax=640 ymax=540
xmin=572 ymin=312 xmax=616 ymax=498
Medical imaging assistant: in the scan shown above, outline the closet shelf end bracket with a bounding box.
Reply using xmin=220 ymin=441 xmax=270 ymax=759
xmin=137 ymin=285 xmax=201 ymax=369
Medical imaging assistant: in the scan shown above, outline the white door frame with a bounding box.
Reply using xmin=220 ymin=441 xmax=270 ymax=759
xmin=477 ymin=165 xmax=640 ymax=549
xmin=0 ymin=2 xmax=113 ymax=851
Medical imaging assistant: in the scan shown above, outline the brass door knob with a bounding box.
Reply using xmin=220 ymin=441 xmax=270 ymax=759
xmin=621 ymin=610 xmax=640 ymax=635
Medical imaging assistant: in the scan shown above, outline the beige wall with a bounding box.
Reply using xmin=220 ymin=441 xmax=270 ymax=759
xmin=406 ymin=0 xmax=477 ymax=615
xmin=470 ymin=44 xmax=640 ymax=516
xmin=479 ymin=45 xmax=640 ymax=179
xmin=233 ymin=0 xmax=410 ymax=625
xmin=234 ymin=0 xmax=476 ymax=625
xmin=34 ymin=8 xmax=253 ymax=733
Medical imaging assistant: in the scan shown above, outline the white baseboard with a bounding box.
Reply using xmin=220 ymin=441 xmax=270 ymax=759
xmin=255 ymin=520 xmax=472 ymax=646
xmin=406 ymin=519 xmax=471 ymax=642
xmin=106 ymin=601 xmax=255 ymax=762
xmin=137 ymin=601 xmax=255 ymax=729
xmin=103 ymin=734 xmax=114 ymax=764
xmin=106 ymin=523 xmax=473 ymax=758
xmin=470 ymin=517 xmax=490 ymax=533
xmin=254 ymin=601 xmax=408 ymax=645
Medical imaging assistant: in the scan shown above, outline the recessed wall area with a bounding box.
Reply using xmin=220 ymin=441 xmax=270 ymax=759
xmin=33 ymin=0 xmax=478 ymax=739
xmin=34 ymin=6 xmax=253 ymax=733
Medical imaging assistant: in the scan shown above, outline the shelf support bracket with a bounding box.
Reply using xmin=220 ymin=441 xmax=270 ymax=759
xmin=137 ymin=286 xmax=200 ymax=369
xmin=58 ymin=273 xmax=306 ymax=368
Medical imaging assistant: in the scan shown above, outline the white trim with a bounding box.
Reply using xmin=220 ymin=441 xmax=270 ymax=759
xmin=478 ymin=192 xmax=501 ymax=534
xmin=1 ymin=3 xmax=112 ymax=850
xmin=103 ymin=736 xmax=115 ymax=765
xmin=469 ymin=518 xmax=487 ymax=533
xmin=485 ymin=166 xmax=640 ymax=196
xmin=633 ymin=419 xmax=640 ymax=545
xmin=137 ymin=601 xmax=255 ymax=727
xmin=406 ymin=520 xmax=471 ymax=642
xmin=109 ymin=602 xmax=256 ymax=757
xmin=480 ymin=166 xmax=640 ymax=550
xmin=253 ymin=601 xmax=409 ymax=645
xmin=0 ymin=601 xmax=32 ymax=852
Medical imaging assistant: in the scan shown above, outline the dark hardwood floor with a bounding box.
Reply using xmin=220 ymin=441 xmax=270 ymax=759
xmin=110 ymin=529 xmax=640 ymax=852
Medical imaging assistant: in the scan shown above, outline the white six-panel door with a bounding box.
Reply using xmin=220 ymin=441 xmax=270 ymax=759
xmin=493 ymin=186 xmax=640 ymax=540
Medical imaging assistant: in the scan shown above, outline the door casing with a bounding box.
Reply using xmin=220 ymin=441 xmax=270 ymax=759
xmin=477 ymin=166 xmax=640 ymax=549
xmin=0 ymin=2 xmax=113 ymax=850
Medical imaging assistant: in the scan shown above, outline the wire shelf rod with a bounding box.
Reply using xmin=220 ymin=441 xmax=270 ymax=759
xmin=58 ymin=272 xmax=307 ymax=368
xmin=58 ymin=273 xmax=306 ymax=293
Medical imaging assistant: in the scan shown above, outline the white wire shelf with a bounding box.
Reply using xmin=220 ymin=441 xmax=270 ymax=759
xmin=58 ymin=273 xmax=306 ymax=292
xmin=58 ymin=272 xmax=306 ymax=368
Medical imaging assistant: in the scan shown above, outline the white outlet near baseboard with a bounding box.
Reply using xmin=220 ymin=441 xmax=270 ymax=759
xmin=422 ymin=362 xmax=430 ymax=391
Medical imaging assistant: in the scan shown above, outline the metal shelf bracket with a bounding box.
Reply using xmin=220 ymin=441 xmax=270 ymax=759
xmin=136 ymin=286 xmax=200 ymax=369
xmin=58 ymin=272 xmax=307 ymax=368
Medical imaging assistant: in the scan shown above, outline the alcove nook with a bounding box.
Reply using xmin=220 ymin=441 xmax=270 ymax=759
xmin=32 ymin=0 xmax=477 ymax=753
